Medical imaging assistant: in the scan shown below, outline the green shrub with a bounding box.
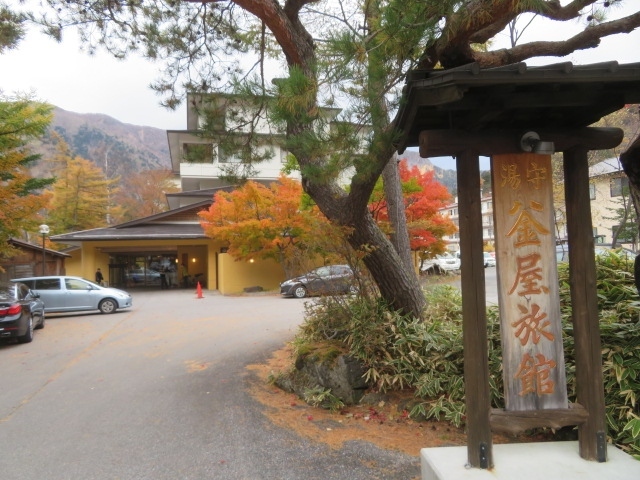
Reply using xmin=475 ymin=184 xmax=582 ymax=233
xmin=303 ymin=386 xmax=345 ymax=413
xmin=294 ymin=252 xmax=640 ymax=458
xmin=559 ymin=251 xmax=640 ymax=459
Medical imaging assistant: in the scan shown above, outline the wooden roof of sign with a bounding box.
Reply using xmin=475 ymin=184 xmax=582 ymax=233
xmin=395 ymin=61 xmax=640 ymax=154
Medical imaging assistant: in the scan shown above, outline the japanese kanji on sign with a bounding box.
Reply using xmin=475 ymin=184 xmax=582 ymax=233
xmin=492 ymin=153 xmax=568 ymax=411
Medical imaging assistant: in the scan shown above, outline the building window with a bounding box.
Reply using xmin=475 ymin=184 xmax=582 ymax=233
xmin=612 ymin=224 xmax=635 ymax=243
xmin=589 ymin=182 xmax=596 ymax=200
xmin=182 ymin=143 xmax=213 ymax=163
xmin=219 ymin=144 xmax=250 ymax=163
xmin=610 ymin=176 xmax=629 ymax=197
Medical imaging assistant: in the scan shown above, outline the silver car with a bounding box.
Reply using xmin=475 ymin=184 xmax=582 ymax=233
xmin=10 ymin=276 xmax=133 ymax=314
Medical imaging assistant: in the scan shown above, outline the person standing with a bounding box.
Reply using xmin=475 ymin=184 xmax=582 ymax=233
xmin=181 ymin=263 xmax=189 ymax=288
xmin=95 ymin=268 xmax=104 ymax=286
xmin=159 ymin=268 xmax=168 ymax=289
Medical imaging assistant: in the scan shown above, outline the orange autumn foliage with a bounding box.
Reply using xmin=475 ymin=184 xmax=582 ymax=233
xmin=370 ymin=160 xmax=456 ymax=254
xmin=198 ymin=176 xmax=333 ymax=263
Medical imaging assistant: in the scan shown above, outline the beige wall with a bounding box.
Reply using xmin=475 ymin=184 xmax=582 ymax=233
xmin=63 ymin=249 xmax=83 ymax=277
xmin=590 ymin=176 xmax=625 ymax=244
xmin=59 ymin=239 xmax=288 ymax=294
xmin=217 ymin=254 xmax=285 ymax=294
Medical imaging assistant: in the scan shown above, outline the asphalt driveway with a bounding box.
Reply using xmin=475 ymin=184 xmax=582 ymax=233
xmin=0 ymin=289 xmax=419 ymax=479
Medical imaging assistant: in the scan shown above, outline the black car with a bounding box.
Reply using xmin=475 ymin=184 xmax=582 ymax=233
xmin=0 ymin=282 xmax=45 ymax=343
xmin=280 ymin=265 xmax=356 ymax=298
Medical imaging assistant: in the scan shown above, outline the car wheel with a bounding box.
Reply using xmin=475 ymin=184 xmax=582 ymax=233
xmin=18 ymin=316 xmax=34 ymax=344
xmin=348 ymin=285 xmax=358 ymax=295
xmin=99 ymin=298 xmax=117 ymax=314
xmin=293 ymin=285 xmax=307 ymax=298
xmin=35 ymin=313 xmax=45 ymax=330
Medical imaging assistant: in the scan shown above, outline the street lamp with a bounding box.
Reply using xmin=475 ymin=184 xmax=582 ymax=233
xmin=39 ymin=224 xmax=49 ymax=276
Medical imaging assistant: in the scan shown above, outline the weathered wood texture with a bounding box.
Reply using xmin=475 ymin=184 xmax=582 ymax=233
xmin=419 ymin=128 xmax=623 ymax=158
xmin=563 ymin=148 xmax=608 ymax=462
xmin=457 ymin=150 xmax=493 ymax=469
xmin=490 ymin=403 xmax=589 ymax=435
xmin=492 ymin=154 xmax=568 ymax=411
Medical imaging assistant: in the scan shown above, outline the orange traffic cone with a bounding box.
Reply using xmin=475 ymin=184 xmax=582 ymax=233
xmin=196 ymin=281 xmax=203 ymax=299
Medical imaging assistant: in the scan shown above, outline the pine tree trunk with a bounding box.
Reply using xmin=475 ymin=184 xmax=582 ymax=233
xmin=349 ymin=211 xmax=427 ymax=317
xmin=382 ymin=153 xmax=414 ymax=273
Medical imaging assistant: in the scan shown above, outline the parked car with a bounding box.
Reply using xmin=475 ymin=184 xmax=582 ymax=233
xmin=483 ymin=252 xmax=496 ymax=267
xmin=280 ymin=265 xmax=356 ymax=298
xmin=0 ymin=282 xmax=45 ymax=343
xmin=556 ymin=244 xmax=636 ymax=263
xmin=421 ymin=253 xmax=461 ymax=274
xmin=594 ymin=244 xmax=636 ymax=260
xmin=125 ymin=268 xmax=161 ymax=285
xmin=10 ymin=276 xmax=133 ymax=314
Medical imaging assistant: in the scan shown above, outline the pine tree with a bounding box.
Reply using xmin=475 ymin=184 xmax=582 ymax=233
xmin=37 ymin=0 xmax=640 ymax=317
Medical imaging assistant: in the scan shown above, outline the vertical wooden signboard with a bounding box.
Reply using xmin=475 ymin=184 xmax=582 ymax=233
xmin=492 ymin=154 xmax=568 ymax=411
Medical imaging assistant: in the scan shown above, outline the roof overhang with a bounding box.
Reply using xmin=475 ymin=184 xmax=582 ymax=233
xmin=395 ymin=61 xmax=640 ymax=155
xmin=51 ymin=224 xmax=208 ymax=243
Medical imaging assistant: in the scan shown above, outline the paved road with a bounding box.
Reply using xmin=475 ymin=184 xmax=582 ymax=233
xmin=0 ymin=290 xmax=419 ymax=480
xmin=440 ymin=265 xmax=499 ymax=304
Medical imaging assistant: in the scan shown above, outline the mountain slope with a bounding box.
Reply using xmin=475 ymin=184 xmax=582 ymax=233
xmin=397 ymin=149 xmax=457 ymax=195
xmin=32 ymin=107 xmax=171 ymax=178
xmin=27 ymin=108 xmax=459 ymax=196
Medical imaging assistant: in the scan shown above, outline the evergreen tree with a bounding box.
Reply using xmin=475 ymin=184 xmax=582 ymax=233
xmin=0 ymin=3 xmax=25 ymax=53
xmin=36 ymin=0 xmax=640 ymax=317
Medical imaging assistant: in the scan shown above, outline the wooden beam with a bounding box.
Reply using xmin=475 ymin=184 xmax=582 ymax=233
xmin=563 ymin=147 xmax=608 ymax=462
xmin=490 ymin=404 xmax=589 ymax=435
xmin=457 ymin=150 xmax=493 ymax=469
xmin=419 ymin=128 xmax=623 ymax=157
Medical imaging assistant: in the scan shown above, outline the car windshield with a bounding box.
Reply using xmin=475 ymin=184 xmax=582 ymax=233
xmin=0 ymin=283 xmax=29 ymax=301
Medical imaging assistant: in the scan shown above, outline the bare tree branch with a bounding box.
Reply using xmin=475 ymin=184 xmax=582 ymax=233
xmin=420 ymin=0 xmax=640 ymax=70
xmin=473 ymin=11 xmax=640 ymax=67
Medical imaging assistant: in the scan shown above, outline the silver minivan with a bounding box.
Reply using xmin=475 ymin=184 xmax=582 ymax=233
xmin=10 ymin=276 xmax=133 ymax=314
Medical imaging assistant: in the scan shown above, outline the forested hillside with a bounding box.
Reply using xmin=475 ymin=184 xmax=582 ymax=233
xmin=26 ymin=107 xmax=460 ymax=196
xmin=398 ymin=149 xmax=457 ymax=195
xmin=30 ymin=107 xmax=171 ymax=179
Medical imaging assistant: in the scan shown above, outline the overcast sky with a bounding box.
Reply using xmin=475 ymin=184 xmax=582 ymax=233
xmin=1 ymin=2 xmax=639 ymax=140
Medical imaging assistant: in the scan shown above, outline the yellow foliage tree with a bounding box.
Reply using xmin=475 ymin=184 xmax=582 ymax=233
xmin=46 ymin=139 xmax=122 ymax=232
xmin=0 ymin=96 xmax=53 ymax=260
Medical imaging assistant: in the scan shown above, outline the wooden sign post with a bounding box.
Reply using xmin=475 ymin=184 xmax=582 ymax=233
xmin=492 ymin=153 xmax=568 ymax=411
